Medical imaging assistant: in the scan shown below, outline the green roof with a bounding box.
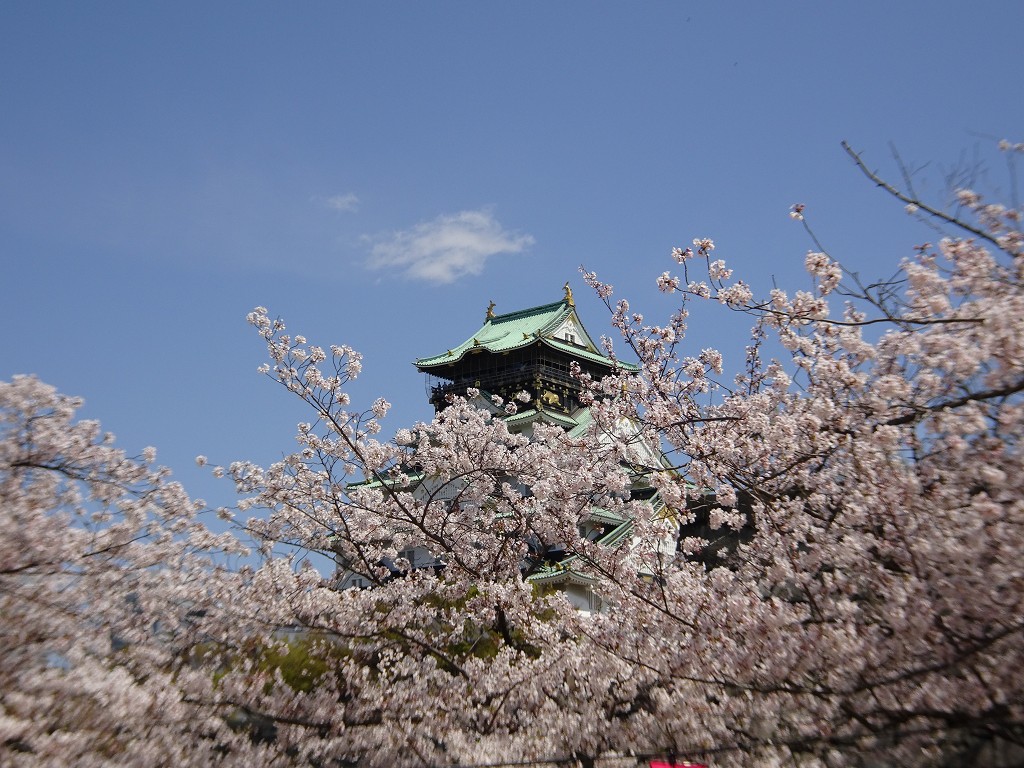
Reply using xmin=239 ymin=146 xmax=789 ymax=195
xmin=566 ymin=407 xmax=594 ymax=439
xmin=526 ymin=568 xmax=596 ymax=587
xmin=503 ymin=407 xmax=581 ymax=431
xmin=415 ymin=297 xmax=638 ymax=373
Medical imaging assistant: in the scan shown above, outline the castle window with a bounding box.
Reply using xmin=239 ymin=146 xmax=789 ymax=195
xmin=398 ymin=548 xmax=417 ymax=568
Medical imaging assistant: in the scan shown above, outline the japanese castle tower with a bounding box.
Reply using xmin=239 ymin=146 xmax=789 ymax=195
xmin=338 ymin=286 xmax=709 ymax=602
xmin=415 ymin=283 xmax=638 ymax=426
xmin=407 ymin=285 xmax=665 ymax=612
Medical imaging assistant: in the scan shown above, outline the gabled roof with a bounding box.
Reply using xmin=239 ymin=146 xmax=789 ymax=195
xmin=566 ymin=407 xmax=594 ymax=439
xmin=415 ymin=295 xmax=638 ymax=373
xmin=502 ymin=407 xmax=581 ymax=431
xmin=526 ymin=568 xmax=597 ymax=587
xmin=525 ymin=517 xmax=635 ymax=585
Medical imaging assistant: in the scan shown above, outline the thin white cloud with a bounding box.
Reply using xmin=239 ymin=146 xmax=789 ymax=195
xmin=314 ymin=192 xmax=360 ymax=212
xmin=366 ymin=209 xmax=534 ymax=284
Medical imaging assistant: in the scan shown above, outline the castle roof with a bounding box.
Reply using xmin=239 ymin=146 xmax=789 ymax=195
xmin=414 ymin=294 xmax=639 ymax=373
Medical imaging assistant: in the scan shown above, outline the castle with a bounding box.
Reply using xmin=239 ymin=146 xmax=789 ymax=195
xmin=339 ymin=285 xmax=674 ymax=611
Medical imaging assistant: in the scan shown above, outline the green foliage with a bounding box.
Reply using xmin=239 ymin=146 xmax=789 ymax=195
xmin=259 ymin=639 xmax=333 ymax=693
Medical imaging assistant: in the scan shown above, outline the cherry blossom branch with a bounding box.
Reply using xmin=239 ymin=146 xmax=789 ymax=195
xmin=842 ymin=140 xmax=1020 ymax=256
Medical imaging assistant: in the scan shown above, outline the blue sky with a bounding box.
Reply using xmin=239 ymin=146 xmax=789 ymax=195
xmin=2 ymin=2 xmax=1021 ymax=509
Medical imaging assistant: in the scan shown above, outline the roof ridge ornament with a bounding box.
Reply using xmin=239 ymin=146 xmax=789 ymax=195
xmin=485 ymin=300 xmax=496 ymax=320
xmin=563 ymin=281 xmax=575 ymax=307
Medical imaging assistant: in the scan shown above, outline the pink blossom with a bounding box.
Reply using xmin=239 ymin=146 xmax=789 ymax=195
xmin=657 ymin=271 xmax=681 ymax=292
xmin=671 ymin=246 xmax=694 ymax=263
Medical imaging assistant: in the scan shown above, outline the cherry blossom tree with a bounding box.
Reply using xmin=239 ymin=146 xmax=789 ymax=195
xmin=0 ymin=376 xmax=280 ymax=766
xmin=229 ymin=140 xmax=1024 ymax=767
xmin=4 ymin=140 xmax=1023 ymax=767
xmin=573 ymin=141 xmax=1024 ymax=766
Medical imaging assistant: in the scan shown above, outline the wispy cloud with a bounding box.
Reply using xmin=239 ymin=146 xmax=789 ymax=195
xmin=366 ymin=209 xmax=534 ymax=284
xmin=313 ymin=192 xmax=360 ymax=212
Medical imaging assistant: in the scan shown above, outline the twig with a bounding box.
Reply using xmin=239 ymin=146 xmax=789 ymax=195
xmin=842 ymin=141 xmax=1014 ymax=255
